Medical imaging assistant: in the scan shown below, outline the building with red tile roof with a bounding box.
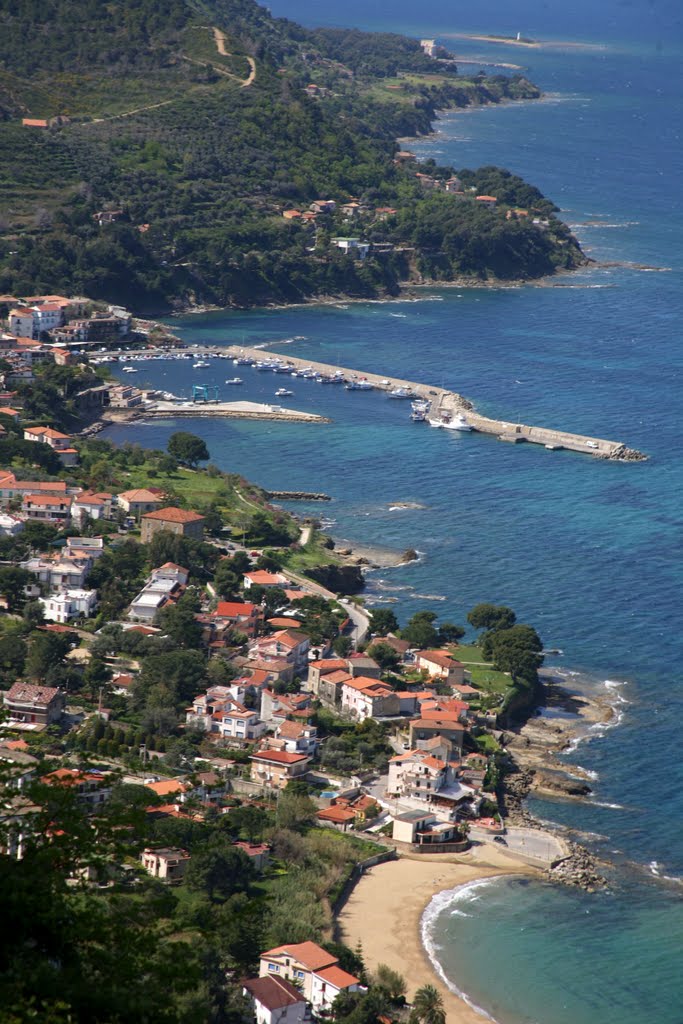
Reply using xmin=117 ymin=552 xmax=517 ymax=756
xmin=243 ymin=975 xmax=307 ymax=1023
xmin=140 ymin=506 xmax=205 ymax=542
xmin=3 ymin=681 xmax=65 ymax=729
xmin=414 ymin=649 xmax=465 ymax=686
xmin=250 ymin=749 xmax=311 ymax=789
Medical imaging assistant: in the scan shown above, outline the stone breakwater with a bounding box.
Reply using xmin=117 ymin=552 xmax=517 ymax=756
xmin=223 ymin=345 xmax=647 ymax=461
xmin=502 ymin=766 xmax=607 ymax=890
xmin=266 ymin=490 xmax=332 ymax=501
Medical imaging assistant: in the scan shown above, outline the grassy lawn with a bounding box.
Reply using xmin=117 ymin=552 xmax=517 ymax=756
xmin=451 ymin=643 xmax=490 ymax=665
xmin=467 ymin=664 xmax=514 ymax=700
xmin=118 ymin=463 xmax=231 ymax=504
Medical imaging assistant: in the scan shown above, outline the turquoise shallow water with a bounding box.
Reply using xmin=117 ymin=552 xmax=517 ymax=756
xmin=103 ymin=5 xmax=683 ymax=1021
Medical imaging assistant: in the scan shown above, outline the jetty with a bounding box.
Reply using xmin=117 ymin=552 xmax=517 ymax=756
xmin=224 ymin=345 xmax=646 ymax=461
xmin=103 ymin=399 xmax=328 ymax=425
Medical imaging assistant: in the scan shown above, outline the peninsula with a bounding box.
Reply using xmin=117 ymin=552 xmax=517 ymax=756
xmin=0 ymin=0 xmax=585 ymax=314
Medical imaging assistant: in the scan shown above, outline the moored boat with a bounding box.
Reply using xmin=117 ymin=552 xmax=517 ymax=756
xmin=428 ymin=411 xmax=473 ymax=431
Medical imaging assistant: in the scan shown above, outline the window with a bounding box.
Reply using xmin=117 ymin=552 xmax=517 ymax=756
xmin=268 ymin=963 xmax=280 ymax=973
xmin=295 ymin=971 xmax=305 ymax=979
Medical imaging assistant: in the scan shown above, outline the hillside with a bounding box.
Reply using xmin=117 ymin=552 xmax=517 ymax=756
xmin=0 ymin=0 xmax=586 ymax=312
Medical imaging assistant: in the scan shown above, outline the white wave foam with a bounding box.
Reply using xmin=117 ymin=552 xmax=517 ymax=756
xmin=413 ymin=593 xmax=447 ymax=601
xmin=422 ymin=879 xmax=505 ymax=1023
xmin=649 ymin=860 xmax=661 ymax=876
xmin=590 ymin=800 xmax=625 ymax=810
xmin=574 ymin=765 xmax=599 ymax=780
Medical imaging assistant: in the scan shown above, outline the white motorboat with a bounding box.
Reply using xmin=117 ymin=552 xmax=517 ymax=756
xmin=388 ymin=386 xmax=417 ymax=399
xmin=122 ymin=366 xmax=137 ymax=373
xmin=275 ymin=387 xmax=293 ymax=397
xmin=225 ymin=377 xmax=243 ymax=385
xmin=428 ymin=412 xmax=473 ymax=431
xmin=193 ymin=360 xmax=210 ymax=368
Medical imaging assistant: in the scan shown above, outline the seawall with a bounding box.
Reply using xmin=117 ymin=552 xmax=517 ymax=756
xmin=223 ymin=345 xmax=646 ymax=461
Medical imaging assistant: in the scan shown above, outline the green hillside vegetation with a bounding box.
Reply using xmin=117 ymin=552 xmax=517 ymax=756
xmin=0 ymin=0 xmax=586 ymax=312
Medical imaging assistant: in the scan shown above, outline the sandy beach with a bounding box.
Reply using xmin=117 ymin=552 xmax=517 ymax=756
xmin=337 ymin=851 xmax=535 ymax=1022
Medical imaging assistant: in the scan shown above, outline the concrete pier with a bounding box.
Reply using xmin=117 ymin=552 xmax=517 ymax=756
xmin=223 ymin=345 xmax=646 ymax=461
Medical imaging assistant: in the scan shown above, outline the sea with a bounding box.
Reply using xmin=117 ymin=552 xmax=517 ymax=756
xmin=102 ymin=2 xmax=683 ymax=1020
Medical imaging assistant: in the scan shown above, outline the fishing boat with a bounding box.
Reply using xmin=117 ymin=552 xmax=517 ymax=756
xmin=233 ymin=356 xmax=253 ymax=365
xmin=410 ymin=408 xmax=427 ymax=422
xmin=345 ymin=379 xmax=374 ymax=391
xmin=225 ymin=377 xmax=243 ymax=385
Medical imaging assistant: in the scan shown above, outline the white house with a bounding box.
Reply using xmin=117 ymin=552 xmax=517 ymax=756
xmin=331 ymin=237 xmax=371 ymax=260
xmin=40 ymin=588 xmax=97 ymax=623
xmin=0 ymin=513 xmax=24 ymax=536
xmin=242 ymin=976 xmax=309 ymax=1024
xmin=259 ymin=942 xmax=362 ymax=1011
xmin=8 ymin=308 xmax=35 ymax=338
xmin=340 ymin=676 xmax=400 ymax=721
xmin=22 ymin=556 xmax=91 ymax=590
xmin=310 ymin=966 xmax=363 ymax=1011
xmin=215 ymin=706 xmax=266 ymax=743
xmin=140 ymin=847 xmax=190 ymax=884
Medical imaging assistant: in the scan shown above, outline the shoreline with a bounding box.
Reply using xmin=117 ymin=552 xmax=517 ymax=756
xmin=337 ymin=854 xmax=534 ymax=1024
xmin=336 ymin=676 xmax=622 ymax=1022
xmin=442 ymin=32 xmax=608 ymax=52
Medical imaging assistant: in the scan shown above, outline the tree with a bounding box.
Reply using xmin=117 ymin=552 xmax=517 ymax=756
xmin=186 ymin=844 xmax=253 ymax=903
xmin=167 ymin=431 xmax=209 ymax=468
xmin=0 ymin=632 xmax=27 ymax=686
xmin=366 ymin=641 xmax=400 ymax=671
xmin=227 ymin=550 xmax=251 ymax=575
xmin=437 ymin=621 xmax=465 ymax=644
xmin=484 ymin=624 xmax=543 ymax=680
xmin=411 ymin=984 xmax=446 ymax=1024
xmin=0 ymin=566 xmax=32 ymax=613
xmin=373 ymin=963 xmax=406 ymax=1003
xmin=467 ymin=603 xmax=516 ymax=633
xmin=133 ymin=650 xmax=207 ymax=710
xmin=83 ymin=657 xmax=111 ymax=701
xmin=263 ymin=587 xmax=287 ymax=615
xmin=156 ymin=592 xmax=203 ymax=649
xmin=22 ymin=600 xmax=45 ymax=630
xmin=276 ymin=788 xmax=317 ymax=831
xmin=401 ymin=610 xmax=439 ymax=649
xmin=213 ymin=559 xmax=241 ymax=599
xmin=25 ymin=631 xmax=72 ymax=681
xmin=369 ymin=607 xmax=399 ymax=636
xmin=332 ymin=635 xmax=352 ymax=657
xmin=157 ymin=454 xmax=178 ymax=474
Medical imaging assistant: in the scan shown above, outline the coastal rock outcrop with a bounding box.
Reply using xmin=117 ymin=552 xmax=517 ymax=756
xmin=305 ymin=563 xmax=365 ymax=595
xmin=548 ymin=843 xmax=607 ymax=891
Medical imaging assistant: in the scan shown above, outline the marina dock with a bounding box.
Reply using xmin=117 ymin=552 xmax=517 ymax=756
xmin=223 ymin=345 xmax=646 ymax=461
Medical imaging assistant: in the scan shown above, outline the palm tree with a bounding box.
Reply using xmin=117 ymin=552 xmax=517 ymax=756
xmin=411 ymin=984 xmax=446 ymax=1024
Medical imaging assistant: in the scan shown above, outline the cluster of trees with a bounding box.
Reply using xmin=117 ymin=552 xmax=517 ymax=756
xmin=467 ymin=602 xmax=544 ymax=688
xmin=0 ymin=0 xmax=583 ymax=311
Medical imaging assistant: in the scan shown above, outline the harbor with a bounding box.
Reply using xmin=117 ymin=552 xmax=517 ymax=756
xmin=221 ymin=345 xmax=646 ymax=460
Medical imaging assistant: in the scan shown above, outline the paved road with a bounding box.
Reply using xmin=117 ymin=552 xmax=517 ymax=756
xmin=338 ymin=597 xmax=371 ymax=646
xmin=475 ymin=826 xmax=566 ymax=865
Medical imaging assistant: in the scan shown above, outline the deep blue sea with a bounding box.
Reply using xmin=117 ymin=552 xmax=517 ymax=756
xmin=104 ymin=3 xmax=683 ymax=1020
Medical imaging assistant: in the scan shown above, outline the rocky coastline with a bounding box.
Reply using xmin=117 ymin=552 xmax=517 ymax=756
xmin=498 ymin=675 xmax=615 ymax=889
